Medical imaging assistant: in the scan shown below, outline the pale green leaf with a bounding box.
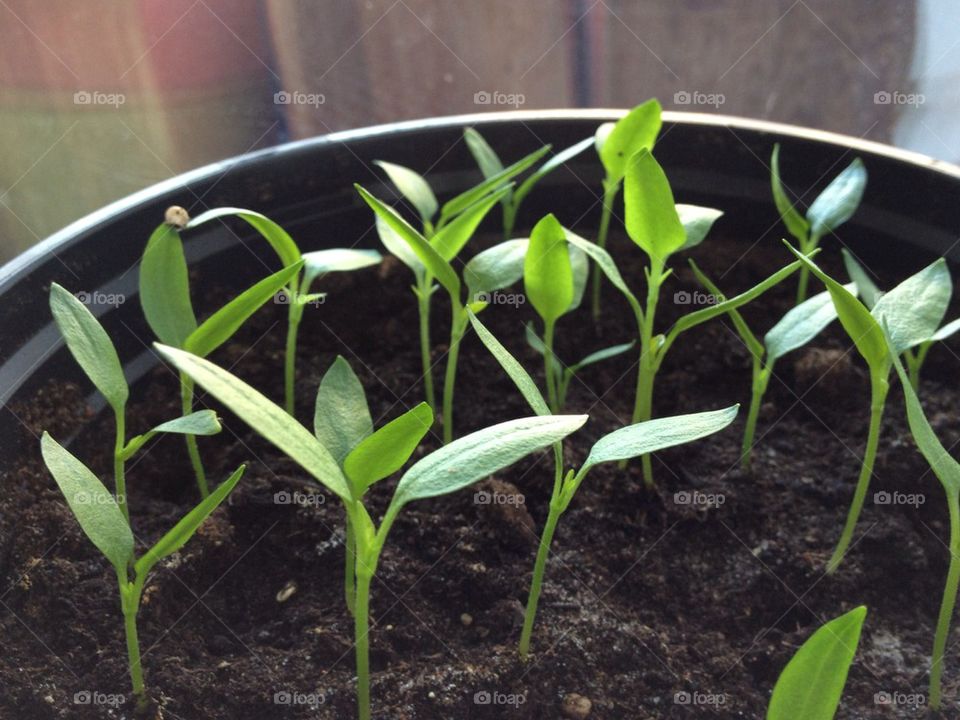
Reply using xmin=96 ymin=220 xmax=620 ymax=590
xmin=314 ymin=356 xmax=373 ymax=465
xmin=570 ymin=341 xmax=635 ymax=373
xmin=872 ymin=259 xmax=951 ymax=354
xmin=187 ymin=207 xmax=302 ymax=269
xmin=525 ymin=214 xmax=574 ymax=323
xmin=841 ymin=249 xmax=882 ymax=309
xmin=374 ymin=160 xmax=438 ymax=224
xmin=377 ymin=215 xmax=424 ymax=275
xmin=464 ymin=239 xmax=528 ymax=300
xmin=463 ymin=127 xmax=505 ymax=180
xmin=598 ymin=99 xmax=662 ymax=183
xmin=677 ymin=204 xmax=723 ymax=251
xmin=932 ymin=316 xmax=960 ymax=342
xmin=302 ymin=248 xmax=382 ymax=291
xmin=344 ymin=403 xmax=433 ymax=495
xmin=807 ymin=159 xmax=867 ymax=239
xmin=514 ymin=136 xmax=594 ymax=208
xmin=624 ymin=149 xmax=686 ymax=261
xmin=563 ymin=230 xmax=641 ymax=312
xmin=765 ymin=284 xmax=856 ymax=362
xmin=770 ymin=144 xmax=810 ymax=242
xmin=431 ymin=187 xmax=508 ymax=261
xmin=139 ymin=223 xmax=197 ymax=347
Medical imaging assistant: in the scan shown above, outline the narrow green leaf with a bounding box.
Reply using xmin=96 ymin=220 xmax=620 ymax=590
xmin=564 ymin=230 xmax=641 ymax=312
xmin=155 ymin=345 xmax=351 ymax=502
xmin=314 ymin=356 xmax=373 ymax=465
xmin=767 ymin=606 xmax=867 ymax=720
xmin=393 ymin=414 xmax=587 ymax=505
xmin=677 ymin=204 xmax=723 ymax=251
xmin=374 ymin=160 xmax=438 ymax=225
xmin=872 ymin=259 xmax=951 ymax=354
xmin=149 ymin=409 xmax=221 ymax=436
xmin=567 ymin=244 xmax=589 ymax=312
xmin=344 ymin=403 xmax=433 ymax=495
xmin=184 ymin=261 xmax=303 ymax=357
xmin=187 ymin=208 xmax=302 ymax=269
xmin=770 ymin=144 xmax=810 ymax=242
xmin=464 ymin=239 xmax=527 ymax=300
xmin=134 ymin=465 xmax=245 ymax=577
xmin=932 ymin=316 xmax=960 ymax=342
xmin=841 ymin=249 xmax=882 ymax=309
xmin=464 ymin=127 xmax=505 ymax=180
xmin=139 ymin=223 xmax=197 ymax=347
xmin=570 ymin=341 xmax=636 ymax=374
xmin=377 ymin=214 xmax=424 ymax=275
xmin=807 ymin=158 xmax=867 ymax=239
xmin=302 ymin=248 xmax=382 ymax=291
xmin=688 ymin=260 xmax=763 ymax=359
xmin=624 ymin=149 xmax=686 ymax=262
xmin=525 ymin=214 xmax=574 ymax=323
xmin=514 ymin=136 xmax=594 ymax=208
xmin=50 ymin=283 xmax=128 ymax=412
xmin=525 ymin=322 xmax=547 ymax=358
xmin=598 ymin=99 xmax=663 ymax=183
xmin=431 ymin=187 xmax=509 ymax=261
xmin=41 ymin=432 xmax=134 ymax=574
xmin=583 ymin=406 xmax=738 ymax=470
xmin=765 ymin=284 xmax=856 ymax=362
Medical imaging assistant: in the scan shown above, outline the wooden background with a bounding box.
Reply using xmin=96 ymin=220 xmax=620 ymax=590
xmin=0 ymin=0 xmax=920 ymax=263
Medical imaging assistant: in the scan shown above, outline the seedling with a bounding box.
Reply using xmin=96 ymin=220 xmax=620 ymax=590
xmin=590 ymin=99 xmax=663 ymax=319
xmin=464 ymin=127 xmax=594 ymax=239
xmin=843 ymin=248 xmax=960 ymax=389
xmin=788 ymin=247 xmax=950 ymax=572
xmin=691 ymin=262 xmax=854 ymax=469
xmin=374 ymin=150 xmax=548 ymax=413
xmin=468 ymin=310 xmax=737 ymax=659
xmin=44 ymin=283 xmax=241 ymax=711
xmin=767 ymin=605 xmax=867 ymax=719
xmin=771 ymin=143 xmax=867 ymax=302
xmin=155 ymin=343 xmax=585 ymax=720
xmin=168 ymin=207 xmax=382 ymax=416
xmin=887 ymin=333 xmax=960 ymax=711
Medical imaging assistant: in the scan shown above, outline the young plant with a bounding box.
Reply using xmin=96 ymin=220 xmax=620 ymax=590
xmin=165 ymin=207 xmax=382 ymax=416
xmin=463 ymin=127 xmax=594 ymax=240
xmin=468 ymin=310 xmax=738 ymax=659
xmin=787 ymin=247 xmax=950 ymax=572
xmin=154 ymin=343 xmax=586 ymax=720
xmin=887 ymin=335 xmax=960 ymax=711
xmin=691 ymin=262 xmax=854 ymax=469
xmin=843 ymin=248 xmax=960 ymax=389
xmin=771 ymin=144 xmax=867 ymax=302
xmin=44 ymin=283 xmax=241 ymax=711
xmin=767 ymin=605 xmax=867 ymax=720
xmin=590 ymin=99 xmax=663 ymax=319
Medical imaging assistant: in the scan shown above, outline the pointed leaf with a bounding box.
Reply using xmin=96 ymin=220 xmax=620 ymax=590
xmin=564 ymin=230 xmax=641 ymax=313
xmin=464 ymin=239 xmax=528 ymax=300
xmin=344 ymin=403 xmax=433 ymax=495
xmin=514 ymin=136 xmax=594 ymax=208
xmin=688 ymin=260 xmax=763 ymax=359
xmin=598 ymin=99 xmax=662 ymax=183
xmin=187 ymin=207 xmax=301 ymax=269
xmin=807 ymin=158 xmax=867 ymax=239
xmin=872 ymin=259 xmax=951 ymax=354
xmin=139 ymin=223 xmax=197 ymax=347
xmin=841 ymin=249 xmax=882 ymax=309
xmin=525 ymin=214 xmax=574 ymax=323
xmin=374 ymin=160 xmax=438 ymax=225
xmin=464 ymin=127 xmax=505 ymax=180
xmin=302 ymin=248 xmax=382 ymax=291
xmin=377 ymin=214 xmax=424 ymax=275
xmin=770 ymin=144 xmax=810 ymax=242
xmin=677 ymin=205 xmax=723 ymax=251
xmin=765 ymin=284 xmax=856 ymax=362
xmin=932 ymin=316 xmax=960 ymax=342
xmin=431 ymin=187 xmax=508 ymax=261
xmin=624 ymin=149 xmax=686 ymax=262
xmin=314 ymin=356 xmax=373 ymax=465
xmin=150 ymin=409 xmax=221 ymax=436
xmin=570 ymin=341 xmax=635 ymax=373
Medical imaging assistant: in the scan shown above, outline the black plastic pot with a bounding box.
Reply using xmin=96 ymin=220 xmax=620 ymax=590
xmin=3 ymin=110 xmax=959 ymax=466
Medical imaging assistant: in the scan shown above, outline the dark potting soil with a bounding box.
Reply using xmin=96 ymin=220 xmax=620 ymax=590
xmin=2 ymin=229 xmax=958 ymax=720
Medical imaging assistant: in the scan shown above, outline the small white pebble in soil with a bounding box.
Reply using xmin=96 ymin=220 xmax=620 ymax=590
xmin=562 ymin=693 xmax=592 ymax=719
xmin=276 ymin=580 xmax=297 ymax=603
xmin=428 ymin=691 xmax=436 ymax=700
xmin=460 ymin=613 xmax=473 ymax=627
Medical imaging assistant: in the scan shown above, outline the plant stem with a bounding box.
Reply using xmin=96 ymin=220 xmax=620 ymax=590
xmin=590 ymin=180 xmax=619 ymax=321
xmin=630 ymin=261 xmax=664 ymax=487
xmin=503 ymin=202 xmax=516 ymax=242
xmin=180 ymin=374 xmax=209 ymax=498
xmin=519 ymin=500 xmax=561 ymax=659
xmin=906 ymin=343 xmax=931 ymax=391
xmin=740 ymin=363 xmax=771 ymax=470
xmin=416 ymin=280 xmax=437 ymax=413
xmin=930 ymin=493 xmax=960 ymax=711
xmin=441 ymin=310 xmax=467 ymax=445
xmin=354 ymin=570 xmax=372 ymax=720
xmin=113 ymin=411 xmax=129 ymax=522
xmin=795 ymin=233 xmax=820 ymax=303
xmin=827 ymin=372 xmax=889 ymax=573
xmin=543 ymin=320 xmax=559 ymax=412
xmin=119 ymin=574 xmax=147 ymax=714
xmin=344 ymin=517 xmax=356 ymax=616
xmin=284 ymin=303 xmax=302 ymax=416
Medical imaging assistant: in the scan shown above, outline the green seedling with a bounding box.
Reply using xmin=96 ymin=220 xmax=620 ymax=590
xmin=155 ymin=343 xmax=586 ymax=720
xmin=788 ymin=247 xmax=950 ymax=572
xmin=171 ymin=207 xmax=382 ymax=416
xmin=843 ymin=248 xmax=960 ymax=389
xmin=590 ymin=99 xmax=663 ymax=319
xmin=767 ymin=606 xmax=867 ymax=720
xmin=44 ymin=283 xmax=240 ymax=711
xmin=691 ymin=262 xmax=854 ymax=469
xmin=887 ymin=332 xmax=960 ymax=711
xmin=374 ymin=150 xmax=549 ymax=413
xmin=464 ymin=127 xmax=594 ymax=240
xmin=771 ymin=144 xmax=867 ymax=302
xmin=468 ymin=310 xmax=737 ymax=659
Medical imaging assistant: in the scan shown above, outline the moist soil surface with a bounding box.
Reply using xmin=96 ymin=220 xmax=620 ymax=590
xmin=2 ymin=229 xmax=959 ymax=719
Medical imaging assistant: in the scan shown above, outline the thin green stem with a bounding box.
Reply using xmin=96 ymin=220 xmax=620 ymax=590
xmin=503 ymin=202 xmax=517 ymax=242
xmin=442 ymin=310 xmax=467 ymax=445
xmin=353 ymin=569 xmax=372 ymax=720
xmin=344 ymin=517 xmax=356 ymax=616
xmin=591 ymin=180 xmax=619 ymax=321
xmin=416 ymin=281 xmax=437 ymax=413
xmin=543 ymin=320 xmax=559 ymax=413
xmin=827 ymin=372 xmax=889 ymax=573
xmin=519 ymin=500 xmax=562 ymax=659
xmin=180 ymin=375 xmax=208 ymax=498
xmin=930 ymin=493 xmax=960 ymax=710
xmin=795 ymin=232 xmax=820 ymax=303
xmin=113 ymin=410 xmax=128 ymax=522
xmin=284 ymin=303 xmax=302 ymax=416
xmin=630 ymin=261 xmax=664 ymax=487
xmin=906 ymin=343 xmax=931 ymax=391
xmin=120 ymin=574 xmax=147 ymax=713
xmin=741 ymin=363 xmax=771 ymax=470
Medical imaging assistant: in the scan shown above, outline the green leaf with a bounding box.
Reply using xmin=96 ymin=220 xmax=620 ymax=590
xmin=123 ymin=410 xmax=222 ymax=459
xmin=770 ymin=144 xmax=810 ymax=242
xmin=841 ymin=249 xmax=882 ymax=309
xmin=525 ymin=214 xmax=574 ymax=323
xmin=468 ymin=311 xmax=550 ymax=416
xmin=134 ymin=465 xmax=245 ymax=578
xmin=464 ymin=239 xmax=528 ymax=301
xmin=570 ymin=341 xmax=636 ymax=374
xmin=582 ymin=406 xmax=738 ymax=470
xmin=567 ymin=244 xmax=589 ymax=312
xmin=302 ymin=248 xmax=382 ymax=291
xmin=514 ymin=136 xmax=594 ymax=209
xmin=377 ymin=214 xmax=424 ymax=275
xmin=688 ymin=260 xmax=763 ymax=359
xmin=344 ymin=403 xmax=433 ymax=495
xmin=872 ymin=259 xmax=951 ymax=354
xmin=392 ymin=414 xmax=587 ymax=505
xmin=807 ymin=158 xmax=867 ymax=239
xmin=50 ymin=283 xmax=128 ymax=413
xmin=41 ymin=432 xmax=134 ymax=574
xmin=785 ymin=246 xmax=888 ymax=371
xmin=431 ymin=187 xmax=509 ymax=261
xmin=563 ymin=230 xmax=641 ymax=312
xmin=677 ymin=204 xmax=723 ymax=251
xmin=932 ymin=316 xmax=960 ymax=342
xmin=314 ymin=355 xmax=373 ymax=465
xmin=184 ymin=261 xmax=303 ymax=357
xmin=463 ymin=127 xmax=505 ymax=180
xmin=374 ymin=160 xmax=438 ymax=225
xmin=598 ymin=99 xmax=662 ymax=183
xmin=767 ymin=606 xmax=867 ymax=720
xmin=356 ymin=185 xmax=461 ymax=301
xmin=624 ymin=149 xmax=686 ymax=262
xmin=139 ymin=223 xmax=197 ymax=347
xmin=187 ymin=208 xmax=302 ymax=269
xmin=155 ymin=345 xmax=351 ymax=502
xmin=765 ymin=284 xmax=856 ymax=362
